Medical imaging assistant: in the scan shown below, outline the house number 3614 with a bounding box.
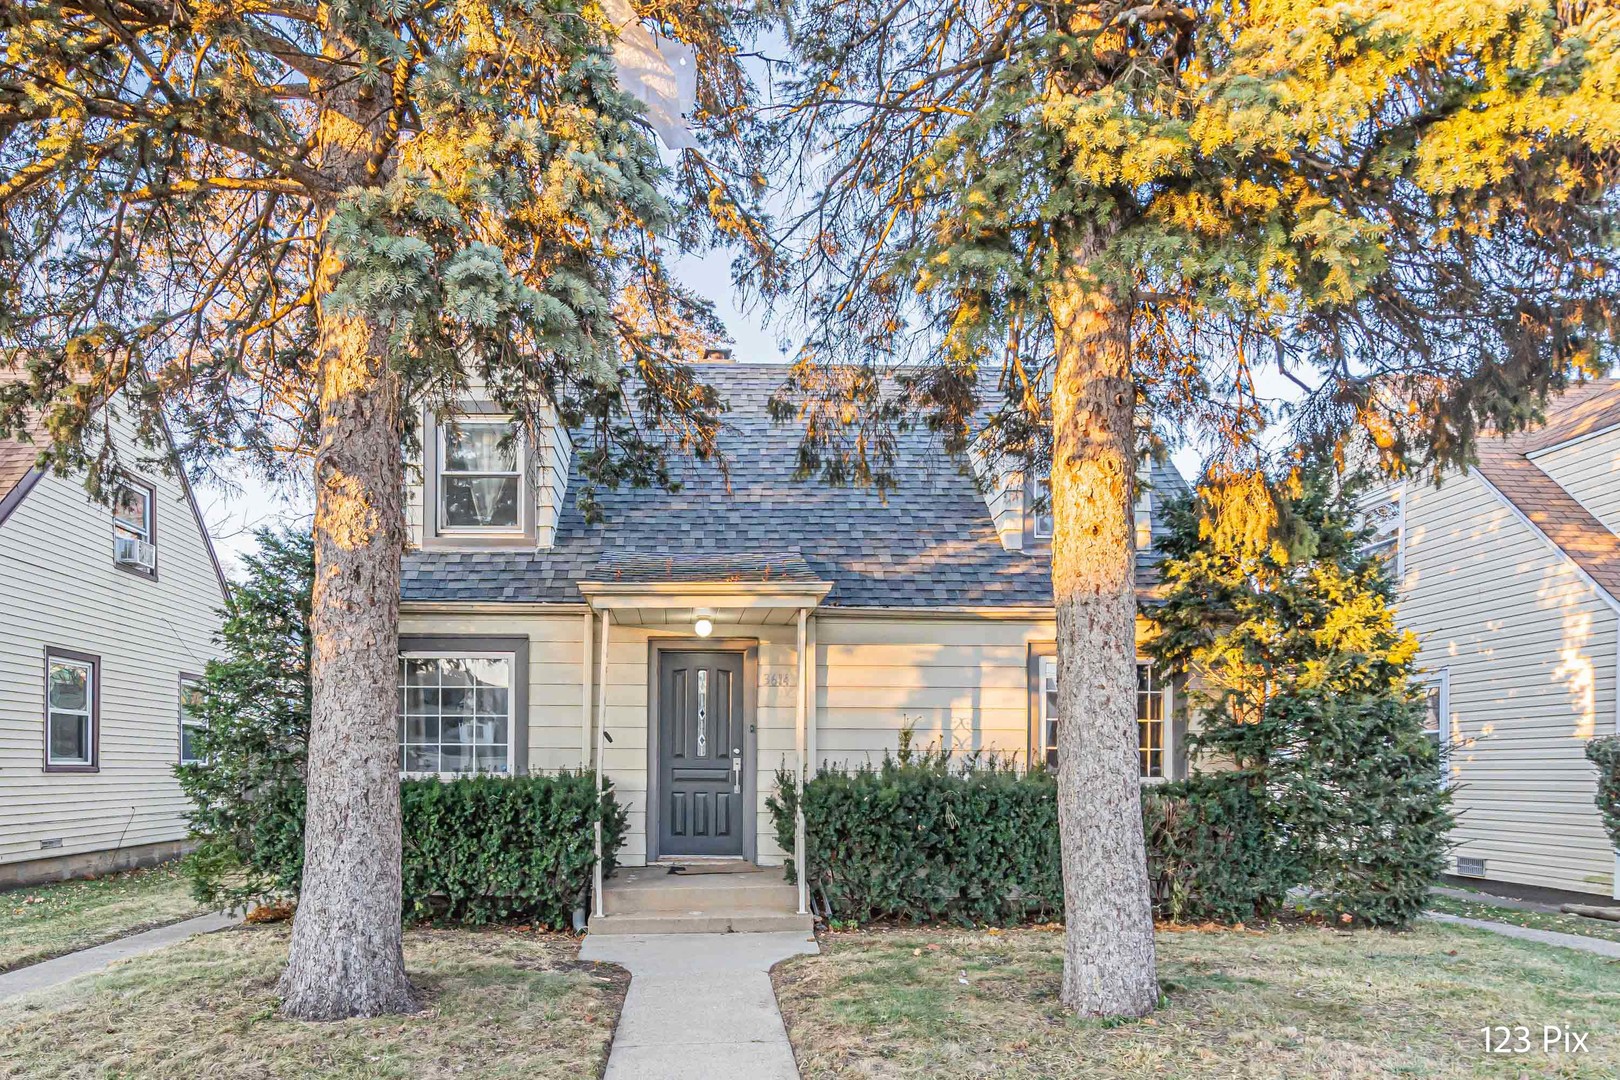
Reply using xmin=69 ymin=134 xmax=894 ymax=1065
xmin=763 ymin=673 xmax=795 ymax=687
xmin=1481 ymin=1025 xmax=1590 ymax=1054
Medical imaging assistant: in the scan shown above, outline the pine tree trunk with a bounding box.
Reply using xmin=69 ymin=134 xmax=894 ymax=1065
xmin=278 ymin=265 xmax=416 ymax=1019
xmin=279 ymin=47 xmax=415 ymax=1017
xmin=1047 ymin=261 xmax=1159 ymax=1018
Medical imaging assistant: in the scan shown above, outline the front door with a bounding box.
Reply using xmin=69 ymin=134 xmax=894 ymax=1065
xmin=657 ymin=651 xmax=747 ymax=858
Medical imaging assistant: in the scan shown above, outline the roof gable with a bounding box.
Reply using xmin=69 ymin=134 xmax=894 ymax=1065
xmin=1472 ymin=379 xmax=1620 ymax=605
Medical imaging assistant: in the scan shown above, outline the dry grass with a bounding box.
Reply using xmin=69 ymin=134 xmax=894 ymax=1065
xmin=772 ymin=922 xmax=1620 ymax=1078
xmin=1428 ymin=894 xmax=1620 ymax=945
xmin=0 ymin=862 xmax=207 ymax=973
xmin=0 ymin=924 xmax=627 ymax=1079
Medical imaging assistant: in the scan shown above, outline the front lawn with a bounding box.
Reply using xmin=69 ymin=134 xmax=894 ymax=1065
xmin=773 ymin=923 xmax=1620 ymax=1078
xmin=0 ymin=862 xmax=208 ymax=973
xmin=0 ymin=925 xmax=626 ymax=1079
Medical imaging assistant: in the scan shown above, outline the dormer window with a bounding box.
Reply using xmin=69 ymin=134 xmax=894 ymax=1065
xmin=439 ymin=417 xmax=520 ymax=533
xmin=112 ymin=477 xmax=156 ymax=576
xmin=1031 ymin=477 xmax=1054 ymax=540
xmin=1134 ymin=489 xmax=1153 ymax=551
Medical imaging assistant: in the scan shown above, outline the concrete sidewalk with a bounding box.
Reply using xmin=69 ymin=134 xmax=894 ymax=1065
xmin=580 ymin=930 xmax=818 ymax=1080
xmin=0 ymin=912 xmax=240 ymax=1002
xmin=1426 ymin=912 xmax=1620 ymax=959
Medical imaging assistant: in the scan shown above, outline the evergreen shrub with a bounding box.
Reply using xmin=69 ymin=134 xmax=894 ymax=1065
xmin=768 ymin=750 xmax=1288 ymax=926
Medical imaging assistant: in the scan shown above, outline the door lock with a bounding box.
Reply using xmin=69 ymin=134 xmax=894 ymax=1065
xmin=731 ymin=747 xmax=742 ymax=794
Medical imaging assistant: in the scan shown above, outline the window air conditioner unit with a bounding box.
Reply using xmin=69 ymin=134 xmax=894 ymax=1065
xmin=115 ymin=537 xmax=156 ymax=570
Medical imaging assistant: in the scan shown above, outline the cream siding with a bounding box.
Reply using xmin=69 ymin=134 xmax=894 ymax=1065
xmin=1395 ymin=469 xmax=1618 ymax=896
xmin=0 ymin=427 xmax=225 ymax=872
xmin=1533 ymin=425 xmax=1620 ymax=537
xmin=815 ymin=616 xmax=1053 ymax=768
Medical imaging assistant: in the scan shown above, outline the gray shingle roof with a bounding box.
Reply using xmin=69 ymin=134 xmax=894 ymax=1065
xmin=401 ymin=364 xmax=1190 ymax=608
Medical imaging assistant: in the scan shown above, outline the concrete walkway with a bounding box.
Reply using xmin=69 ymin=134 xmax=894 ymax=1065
xmin=580 ymin=930 xmax=818 ymax=1080
xmin=1426 ymin=912 xmax=1620 ymax=959
xmin=0 ymin=912 xmax=240 ymax=1002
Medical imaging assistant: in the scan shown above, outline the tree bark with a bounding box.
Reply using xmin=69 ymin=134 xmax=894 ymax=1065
xmin=1047 ymin=258 xmax=1159 ymax=1018
xmin=278 ymin=247 xmax=416 ymax=1019
xmin=279 ymin=34 xmax=416 ymax=1018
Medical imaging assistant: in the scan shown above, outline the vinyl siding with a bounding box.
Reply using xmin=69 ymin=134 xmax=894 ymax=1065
xmin=1533 ymin=425 xmax=1620 ymax=537
xmin=814 ymin=616 xmax=1054 ymax=768
xmin=0 ymin=425 xmax=225 ymax=870
xmin=1396 ymin=469 xmax=1618 ymax=896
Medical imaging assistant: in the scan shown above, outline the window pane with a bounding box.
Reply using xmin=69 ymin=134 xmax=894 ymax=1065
xmin=113 ymin=485 xmax=150 ymax=537
xmin=444 ymin=423 xmax=516 ymax=473
xmin=404 ymin=745 xmax=440 ymax=773
xmin=181 ymin=723 xmax=204 ymax=763
xmin=398 ymin=656 xmax=511 ymax=775
xmin=442 ymin=476 xmax=519 ymax=529
xmin=50 ymin=713 xmax=89 ymax=763
xmin=180 ymin=681 xmax=205 ymax=718
xmin=49 ymin=662 xmax=89 ymax=711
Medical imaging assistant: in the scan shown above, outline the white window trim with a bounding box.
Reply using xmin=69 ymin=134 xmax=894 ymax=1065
xmin=46 ymin=654 xmax=96 ymax=768
xmin=112 ymin=480 xmax=153 ymax=543
xmin=399 ymin=650 xmax=516 ymax=779
xmin=1359 ymin=484 xmax=1406 ymax=581
xmin=436 ymin=416 xmax=524 ymax=536
xmin=1037 ymin=655 xmax=1171 ymax=782
xmin=1031 ymin=476 xmax=1053 ymax=540
xmin=1422 ymin=666 xmax=1452 ymax=788
xmin=179 ymin=676 xmax=206 ymax=765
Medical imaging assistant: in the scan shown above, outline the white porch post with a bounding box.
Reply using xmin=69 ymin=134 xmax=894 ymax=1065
xmin=593 ymin=609 xmax=612 ymax=920
xmin=579 ymin=609 xmax=594 ymax=769
xmin=795 ymin=606 xmax=809 ymax=916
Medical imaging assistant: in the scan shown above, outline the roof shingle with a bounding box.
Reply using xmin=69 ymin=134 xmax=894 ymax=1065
xmin=401 ymin=364 xmax=1190 ymax=608
xmin=1473 ymin=379 xmax=1620 ymax=602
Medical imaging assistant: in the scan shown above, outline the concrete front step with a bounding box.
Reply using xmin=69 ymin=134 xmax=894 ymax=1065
xmin=587 ymin=911 xmax=814 ymax=936
xmin=593 ymin=864 xmax=810 ymax=934
xmin=606 ymin=866 xmax=799 ymax=916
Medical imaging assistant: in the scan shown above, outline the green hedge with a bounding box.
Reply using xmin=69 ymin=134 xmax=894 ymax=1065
xmin=768 ymin=754 xmax=1288 ymax=926
xmin=187 ymin=770 xmax=626 ymax=929
xmin=402 ymin=773 xmax=629 ymax=927
xmin=1143 ymin=775 xmax=1298 ymax=924
xmin=1588 ymin=736 xmax=1620 ymax=851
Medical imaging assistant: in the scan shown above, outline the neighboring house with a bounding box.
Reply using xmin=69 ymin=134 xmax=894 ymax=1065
xmin=399 ymin=361 xmax=1190 ymax=870
xmin=0 ymin=378 xmax=228 ymax=888
xmin=1363 ymin=379 xmax=1620 ymax=899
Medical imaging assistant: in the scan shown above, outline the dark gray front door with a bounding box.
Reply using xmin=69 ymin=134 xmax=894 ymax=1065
xmin=658 ymin=651 xmax=746 ymax=857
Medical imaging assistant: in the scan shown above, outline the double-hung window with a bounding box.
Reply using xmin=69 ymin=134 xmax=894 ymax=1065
xmin=1031 ymin=477 xmax=1054 ymax=541
xmin=399 ymin=654 xmax=513 ymax=775
xmin=1034 ymin=653 xmax=1170 ymax=779
xmin=112 ymin=478 xmax=156 ymax=573
xmin=438 ymin=418 xmax=520 ymax=533
xmin=45 ymin=650 xmax=98 ymax=770
xmin=1421 ymin=668 xmax=1450 ymax=784
xmin=1358 ymin=486 xmax=1405 ymax=577
xmin=179 ymin=676 xmax=207 ymax=764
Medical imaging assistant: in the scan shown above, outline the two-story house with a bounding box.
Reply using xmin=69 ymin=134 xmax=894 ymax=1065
xmin=1364 ymin=379 xmax=1620 ymax=900
xmin=0 ymin=374 xmax=228 ymax=888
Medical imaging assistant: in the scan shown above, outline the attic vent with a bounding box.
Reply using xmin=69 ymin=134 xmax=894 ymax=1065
xmin=1455 ymin=856 xmax=1486 ymax=878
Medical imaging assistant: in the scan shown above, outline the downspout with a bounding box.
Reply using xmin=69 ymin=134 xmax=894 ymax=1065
xmin=580 ymin=610 xmax=594 ymax=769
xmin=795 ymin=607 xmax=809 ymax=916
xmin=593 ymin=609 xmax=612 ymax=920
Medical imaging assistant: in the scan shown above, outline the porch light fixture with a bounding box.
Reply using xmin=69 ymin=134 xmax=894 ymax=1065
xmin=694 ymin=608 xmax=715 ymax=638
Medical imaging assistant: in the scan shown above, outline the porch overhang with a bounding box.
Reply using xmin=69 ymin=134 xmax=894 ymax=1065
xmin=575 ymin=550 xmax=832 ymax=625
